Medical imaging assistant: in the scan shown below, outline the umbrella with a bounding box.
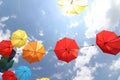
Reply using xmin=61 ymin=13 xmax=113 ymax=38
xmin=0 ymin=56 xmax=8 ymax=72
xmin=96 ymin=30 xmax=120 ymax=55
xmin=8 ymin=49 xmax=16 ymax=62
xmin=58 ymin=0 xmax=87 ymax=14
xmin=36 ymin=78 xmax=50 ymax=80
xmin=15 ymin=66 xmax=32 ymax=80
xmin=2 ymin=70 xmax=17 ymax=80
xmin=11 ymin=29 xmax=28 ymax=48
xmin=54 ymin=37 xmax=80 ymax=63
xmin=4 ymin=59 xmax=14 ymax=71
xmin=22 ymin=41 xmax=45 ymax=63
xmin=0 ymin=56 xmax=14 ymax=72
xmin=0 ymin=40 xmax=13 ymax=56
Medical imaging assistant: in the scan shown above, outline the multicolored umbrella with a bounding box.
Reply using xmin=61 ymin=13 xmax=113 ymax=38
xmin=36 ymin=78 xmax=50 ymax=80
xmin=54 ymin=37 xmax=80 ymax=63
xmin=58 ymin=0 xmax=88 ymax=14
xmin=96 ymin=30 xmax=120 ymax=55
xmin=22 ymin=41 xmax=45 ymax=63
xmin=15 ymin=66 xmax=32 ymax=80
xmin=2 ymin=70 xmax=17 ymax=80
xmin=0 ymin=40 xmax=13 ymax=56
xmin=11 ymin=29 xmax=28 ymax=48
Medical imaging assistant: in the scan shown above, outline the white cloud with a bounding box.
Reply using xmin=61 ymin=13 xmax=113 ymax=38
xmin=74 ymin=42 xmax=98 ymax=69
xmin=54 ymin=62 xmax=66 ymax=68
xmin=39 ymin=30 xmax=44 ymax=36
xmin=0 ymin=29 xmax=11 ymax=41
xmin=118 ymin=76 xmax=120 ymax=80
xmin=0 ymin=1 xmax=3 ymax=5
xmin=108 ymin=74 xmax=112 ymax=78
xmin=73 ymin=66 xmax=94 ymax=80
xmin=52 ymin=72 xmax=63 ymax=80
xmin=70 ymin=21 xmax=79 ymax=28
xmin=95 ymin=62 xmax=106 ymax=68
xmin=28 ymin=36 xmax=43 ymax=43
xmin=84 ymin=0 xmax=120 ymax=38
xmin=73 ymin=63 xmax=105 ymax=80
xmin=0 ymin=16 xmax=9 ymax=22
xmin=0 ymin=23 xmax=6 ymax=28
xmin=32 ymin=67 xmax=42 ymax=70
xmin=13 ymin=46 xmax=24 ymax=63
xmin=0 ymin=16 xmax=9 ymax=28
xmin=40 ymin=10 xmax=46 ymax=15
xmin=110 ymin=58 xmax=120 ymax=71
xmin=11 ymin=15 xmax=17 ymax=19
xmin=73 ymin=42 xmax=99 ymax=80
xmin=13 ymin=54 xmax=20 ymax=63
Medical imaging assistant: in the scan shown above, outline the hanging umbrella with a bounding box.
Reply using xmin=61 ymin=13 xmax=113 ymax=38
xmin=15 ymin=66 xmax=32 ymax=80
xmin=96 ymin=30 xmax=120 ymax=55
xmin=11 ymin=29 xmax=28 ymax=48
xmin=0 ymin=56 xmax=14 ymax=73
xmin=58 ymin=0 xmax=87 ymax=14
xmin=8 ymin=49 xmax=16 ymax=62
xmin=4 ymin=59 xmax=14 ymax=71
xmin=54 ymin=37 xmax=80 ymax=63
xmin=36 ymin=78 xmax=50 ymax=80
xmin=0 ymin=56 xmax=8 ymax=72
xmin=2 ymin=70 xmax=17 ymax=80
xmin=0 ymin=40 xmax=13 ymax=56
xmin=22 ymin=41 xmax=45 ymax=63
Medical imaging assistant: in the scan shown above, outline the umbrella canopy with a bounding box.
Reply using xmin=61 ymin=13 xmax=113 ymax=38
xmin=22 ymin=41 xmax=45 ymax=63
xmin=15 ymin=66 xmax=32 ymax=80
xmin=0 ymin=40 xmax=13 ymax=56
xmin=4 ymin=59 xmax=14 ymax=71
xmin=2 ymin=70 xmax=17 ymax=80
xmin=58 ymin=0 xmax=87 ymax=14
xmin=36 ymin=78 xmax=50 ymax=80
xmin=0 ymin=56 xmax=8 ymax=72
xmin=11 ymin=29 xmax=28 ymax=48
xmin=96 ymin=30 xmax=120 ymax=55
xmin=8 ymin=49 xmax=16 ymax=62
xmin=0 ymin=56 xmax=14 ymax=73
xmin=54 ymin=37 xmax=80 ymax=63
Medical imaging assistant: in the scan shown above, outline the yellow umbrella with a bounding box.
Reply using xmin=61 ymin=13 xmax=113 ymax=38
xmin=36 ymin=78 xmax=50 ymax=80
xmin=22 ymin=41 xmax=45 ymax=63
xmin=11 ymin=29 xmax=28 ymax=48
xmin=58 ymin=0 xmax=88 ymax=14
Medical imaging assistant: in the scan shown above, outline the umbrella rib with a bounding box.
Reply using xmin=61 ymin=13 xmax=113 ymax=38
xmin=28 ymin=43 xmax=35 ymax=51
xmin=67 ymin=40 xmax=75 ymax=49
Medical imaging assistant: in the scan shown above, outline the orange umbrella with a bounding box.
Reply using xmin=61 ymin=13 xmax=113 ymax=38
xmin=22 ymin=41 xmax=45 ymax=63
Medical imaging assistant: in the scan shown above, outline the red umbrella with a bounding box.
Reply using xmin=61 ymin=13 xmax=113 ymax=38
xmin=2 ymin=70 xmax=17 ymax=80
xmin=96 ymin=30 xmax=120 ymax=55
xmin=0 ymin=40 xmax=13 ymax=56
xmin=54 ymin=37 xmax=80 ymax=63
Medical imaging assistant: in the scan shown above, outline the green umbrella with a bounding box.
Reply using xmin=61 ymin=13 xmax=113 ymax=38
xmin=4 ymin=59 xmax=14 ymax=70
xmin=0 ymin=56 xmax=14 ymax=72
xmin=0 ymin=56 xmax=8 ymax=69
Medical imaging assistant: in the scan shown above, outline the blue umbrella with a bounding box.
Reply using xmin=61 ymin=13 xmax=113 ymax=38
xmin=15 ymin=66 xmax=32 ymax=80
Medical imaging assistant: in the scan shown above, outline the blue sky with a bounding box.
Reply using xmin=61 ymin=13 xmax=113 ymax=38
xmin=0 ymin=0 xmax=120 ymax=80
